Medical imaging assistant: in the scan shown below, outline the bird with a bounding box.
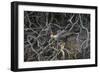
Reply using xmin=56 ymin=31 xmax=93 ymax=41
xmin=50 ymin=30 xmax=74 ymax=41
